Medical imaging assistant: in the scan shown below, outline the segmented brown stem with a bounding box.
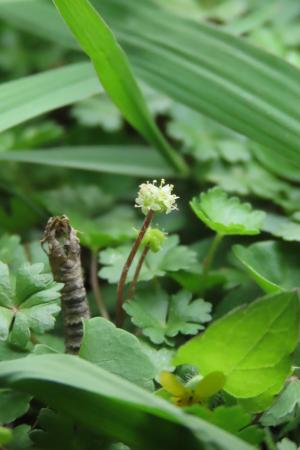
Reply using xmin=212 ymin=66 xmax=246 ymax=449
xmin=41 ymin=216 xmax=90 ymax=354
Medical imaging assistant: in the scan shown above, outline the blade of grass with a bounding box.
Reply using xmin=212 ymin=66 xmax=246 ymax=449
xmin=0 ymin=147 xmax=177 ymax=177
xmin=52 ymin=0 xmax=188 ymax=175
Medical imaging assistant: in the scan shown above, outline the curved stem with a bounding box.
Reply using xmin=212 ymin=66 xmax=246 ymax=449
xmin=90 ymin=251 xmax=110 ymax=320
xmin=203 ymin=233 xmax=223 ymax=275
xmin=127 ymin=245 xmax=150 ymax=300
xmin=116 ymin=210 xmax=154 ymax=327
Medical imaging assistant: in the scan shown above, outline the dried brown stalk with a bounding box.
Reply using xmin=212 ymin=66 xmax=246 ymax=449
xmin=41 ymin=216 xmax=90 ymax=354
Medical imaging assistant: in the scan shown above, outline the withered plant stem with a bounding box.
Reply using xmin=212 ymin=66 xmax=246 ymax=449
xmin=41 ymin=216 xmax=90 ymax=354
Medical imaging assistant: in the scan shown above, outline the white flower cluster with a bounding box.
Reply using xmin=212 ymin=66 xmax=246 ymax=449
xmin=135 ymin=179 xmax=179 ymax=215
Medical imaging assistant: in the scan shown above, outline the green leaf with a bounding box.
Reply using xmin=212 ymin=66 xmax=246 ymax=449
xmin=124 ymin=288 xmax=212 ymax=345
xmin=7 ymin=425 xmax=32 ymax=450
xmin=188 ymin=405 xmax=264 ymax=445
xmin=174 ymin=291 xmax=300 ymax=398
xmin=0 ymin=389 xmax=31 ymax=424
xmin=0 ymin=354 xmax=256 ymax=450
xmin=79 ymin=317 xmax=156 ymax=390
xmin=0 ymin=235 xmax=27 ymax=272
xmin=52 ymin=0 xmax=187 ymax=174
xmin=263 ymin=213 xmax=300 ymax=242
xmin=71 ymin=95 xmax=122 ymax=131
xmin=190 ymin=187 xmax=265 ymax=236
xmin=277 ymin=438 xmax=299 ymax=450
xmin=0 ymin=147 xmax=176 ymax=178
xmin=0 ymin=262 xmax=62 ymax=349
xmin=99 ymin=235 xmax=197 ymax=284
xmin=0 ymin=63 xmax=100 ymax=133
xmin=0 ymin=426 xmax=11 ymax=446
xmin=233 ymin=241 xmax=300 ymax=293
xmin=261 ymin=380 xmax=300 ymax=426
xmin=30 ymin=409 xmax=101 ymax=450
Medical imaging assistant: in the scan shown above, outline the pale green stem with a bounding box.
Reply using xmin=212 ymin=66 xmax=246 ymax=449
xmin=203 ymin=233 xmax=223 ymax=275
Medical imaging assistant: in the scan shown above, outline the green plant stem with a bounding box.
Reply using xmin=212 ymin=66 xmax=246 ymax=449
xmin=90 ymin=251 xmax=110 ymax=321
xmin=203 ymin=233 xmax=223 ymax=275
xmin=127 ymin=245 xmax=150 ymax=300
xmin=116 ymin=210 xmax=154 ymax=327
xmin=264 ymin=428 xmax=276 ymax=450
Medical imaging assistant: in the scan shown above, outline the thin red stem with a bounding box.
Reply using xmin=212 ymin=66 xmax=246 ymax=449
xmin=127 ymin=245 xmax=150 ymax=300
xmin=116 ymin=210 xmax=153 ymax=327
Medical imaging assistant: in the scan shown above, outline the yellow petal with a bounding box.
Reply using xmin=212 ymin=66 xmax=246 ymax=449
xmin=159 ymin=371 xmax=186 ymax=397
xmin=194 ymin=371 xmax=226 ymax=402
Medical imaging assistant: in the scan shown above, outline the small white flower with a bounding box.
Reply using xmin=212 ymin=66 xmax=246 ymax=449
xmin=135 ymin=179 xmax=179 ymax=215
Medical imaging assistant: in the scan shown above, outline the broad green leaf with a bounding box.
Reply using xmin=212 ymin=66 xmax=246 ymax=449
xmin=99 ymin=235 xmax=197 ymax=284
xmin=174 ymin=291 xmax=300 ymax=398
xmin=0 ymin=354 xmax=256 ymax=450
xmin=124 ymin=288 xmax=212 ymax=346
xmin=52 ymin=0 xmax=187 ymax=174
xmin=0 ymin=147 xmax=176 ymax=178
xmin=261 ymin=381 xmax=300 ymax=426
xmin=0 ymin=63 xmax=100 ymax=133
xmin=190 ymin=187 xmax=265 ymax=235
xmin=0 ymin=389 xmax=31 ymax=424
xmin=0 ymin=262 xmax=62 ymax=349
xmin=233 ymin=241 xmax=300 ymax=293
xmin=188 ymin=405 xmax=264 ymax=445
xmin=79 ymin=317 xmax=156 ymax=390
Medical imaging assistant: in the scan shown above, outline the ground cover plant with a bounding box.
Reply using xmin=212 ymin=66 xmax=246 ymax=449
xmin=1 ymin=0 xmax=300 ymax=449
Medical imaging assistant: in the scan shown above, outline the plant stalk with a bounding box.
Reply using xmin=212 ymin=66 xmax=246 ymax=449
xmin=116 ymin=210 xmax=153 ymax=327
xmin=203 ymin=233 xmax=223 ymax=275
xmin=127 ymin=245 xmax=150 ymax=299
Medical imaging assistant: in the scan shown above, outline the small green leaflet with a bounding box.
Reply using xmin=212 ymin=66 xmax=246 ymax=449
xmin=188 ymin=405 xmax=264 ymax=445
xmin=190 ymin=187 xmax=265 ymax=235
xmin=261 ymin=380 xmax=300 ymax=426
xmin=0 ymin=262 xmax=62 ymax=349
xmin=99 ymin=235 xmax=197 ymax=284
xmin=79 ymin=318 xmax=156 ymax=390
xmin=233 ymin=240 xmax=300 ymax=293
xmin=124 ymin=288 xmax=212 ymax=346
xmin=174 ymin=291 xmax=300 ymax=399
xmin=263 ymin=213 xmax=300 ymax=242
xmin=0 ymin=389 xmax=31 ymax=424
xmin=277 ymin=438 xmax=300 ymax=450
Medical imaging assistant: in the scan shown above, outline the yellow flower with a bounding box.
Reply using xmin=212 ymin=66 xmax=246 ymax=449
xmin=159 ymin=370 xmax=225 ymax=407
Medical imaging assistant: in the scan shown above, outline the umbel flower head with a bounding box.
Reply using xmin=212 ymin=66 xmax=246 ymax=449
xmin=135 ymin=179 xmax=179 ymax=215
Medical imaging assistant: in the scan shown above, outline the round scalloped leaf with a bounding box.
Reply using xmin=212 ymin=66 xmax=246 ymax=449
xmin=190 ymin=187 xmax=265 ymax=236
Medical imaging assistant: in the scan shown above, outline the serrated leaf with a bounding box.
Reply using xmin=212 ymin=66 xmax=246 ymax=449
xmin=261 ymin=380 xmax=300 ymax=426
xmin=188 ymin=405 xmax=264 ymax=445
xmin=277 ymin=438 xmax=299 ymax=450
xmin=72 ymin=95 xmax=122 ymax=131
xmin=99 ymin=235 xmax=197 ymax=284
xmin=0 ymin=235 xmax=27 ymax=271
xmin=124 ymin=288 xmax=212 ymax=346
xmin=0 ymin=262 xmax=62 ymax=349
xmin=0 ymin=389 xmax=31 ymax=424
xmin=79 ymin=318 xmax=156 ymax=390
xmin=174 ymin=291 xmax=300 ymax=398
xmin=190 ymin=187 xmax=265 ymax=236
xmin=233 ymin=241 xmax=300 ymax=293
